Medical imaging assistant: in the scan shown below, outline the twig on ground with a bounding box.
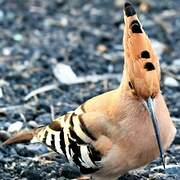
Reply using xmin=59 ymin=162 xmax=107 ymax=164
xmin=56 ymin=102 xmax=78 ymax=109
xmin=0 ymin=104 xmax=31 ymax=114
xmin=19 ymin=113 xmax=27 ymax=123
xmin=76 ymin=73 xmax=121 ymax=84
xmin=53 ymin=63 xmax=121 ymax=84
xmin=24 ymin=84 xmax=59 ymax=101
xmin=50 ymin=105 xmax=55 ymax=121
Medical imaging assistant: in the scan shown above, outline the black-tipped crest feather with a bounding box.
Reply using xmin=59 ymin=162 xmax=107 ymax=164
xmin=124 ymin=2 xmax=136 ymax=17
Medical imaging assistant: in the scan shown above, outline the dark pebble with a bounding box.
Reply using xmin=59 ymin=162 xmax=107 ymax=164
xmin=34 ymin=113 xmax=51 ymax=125
xmin=21 ymin=169 xmax=43 ymax=180
xmin=61 ymin=163 xmax=81 ymax=179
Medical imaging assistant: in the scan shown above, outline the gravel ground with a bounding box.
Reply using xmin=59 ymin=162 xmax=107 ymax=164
xmin=0 ymin=0 xmax=179 ymax=179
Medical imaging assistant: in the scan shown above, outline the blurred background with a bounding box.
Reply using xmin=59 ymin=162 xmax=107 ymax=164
xmin=0 ymin=0 xmax=179 ymax=179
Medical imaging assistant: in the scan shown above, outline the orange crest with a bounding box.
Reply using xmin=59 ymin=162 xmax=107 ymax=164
xmin=123 ymin=3 xmax=160 ymax=99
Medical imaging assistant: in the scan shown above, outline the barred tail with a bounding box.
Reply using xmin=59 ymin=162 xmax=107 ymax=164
xmin=3 ymin=127 xmax=43 ymax=145
xmin=3 ymin=111 xmax=103 ymax=174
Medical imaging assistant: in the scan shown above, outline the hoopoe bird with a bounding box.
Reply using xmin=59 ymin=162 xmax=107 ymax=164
xmin=4 ymin=2 xmax=176 ymax=180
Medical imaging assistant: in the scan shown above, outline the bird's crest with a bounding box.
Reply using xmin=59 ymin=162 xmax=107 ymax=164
xmin=123 ymin=2 xmax=160 ymax=99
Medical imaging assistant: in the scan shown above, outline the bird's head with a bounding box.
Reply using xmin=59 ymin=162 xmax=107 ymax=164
xmin=123 ymin=2 xmax=165 ymax=169
xmin=123 ymin=2 xmax=161 ymax=99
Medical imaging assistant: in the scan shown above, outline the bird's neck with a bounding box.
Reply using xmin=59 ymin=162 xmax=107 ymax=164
xmin=119 ymin=67 xmax=131 ymax=92
xmin=116 ymin=67 xmax=140 ymax=102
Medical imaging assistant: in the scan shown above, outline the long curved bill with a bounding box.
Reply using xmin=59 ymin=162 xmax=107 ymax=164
xmin=146 ymin=97 xmax=166 ymax=170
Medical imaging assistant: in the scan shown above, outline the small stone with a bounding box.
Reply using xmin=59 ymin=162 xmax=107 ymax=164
xmin=172 ymin=59 xmax=180 ymax=67
xmin=60 ymin=17 xmax=68 ymax=27
xmin=0 ymin=88 xmax=3 ymax=98
xmin=0 ymin=152 xmax=4 ymax=160
xmin=28 ymin=121 xmax=39 ymax=128
xmin=6 ymin=12 xmax=15 ymax=20
xmin=35 ymin=113 xmax=51 ymax=125
xmin=21 ymin=169 xmax=42 ymax=179
xmin=2 ymin=47 xmax=11 ymax=56
xmin=25 ymin=144 xmax=48 ymax=154
xmin=139 ymin=2 xmax=151 ymax=13
xmin=53 ymin=63 xmax=79 ymax=84
xmin=0 ymin=10 xmax=4 ymax=20
xmin=0 ymin=79 xmax=9 ymax=86
xmin=164 ymin=77 xmax=179 ymax=87
xmin=61 ymin=163 xmax=80 ymax=179
xmin=0 ymin=130 xmax=10 ymax=142
xmin=8 ymin=121 xmax=23 ymax=133
xmin=13 ymin=34 xmax=23 ymax=42
xmin=167 ymin=59 xmax=180 ymax=73
xmin=43 ymin=18 xmax=54 ymax=27
xmin=4 ymin=122 xmax=10 ymax=129
xmin=108 ymin=64 xmax=114 ymax=73
xmin=96 ymin=44 xmax=107 ymax=53
xmin=151 ymin=39 xmax=167 ymax=58
xmin=16 ymin=143 xmax=48 ymax=157
xmin=114 ymin=0 xmax=124 ymax=7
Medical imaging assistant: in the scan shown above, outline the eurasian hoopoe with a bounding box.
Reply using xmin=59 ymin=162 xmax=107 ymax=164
xmin=4 ymin=2 xmax=176 ymax=180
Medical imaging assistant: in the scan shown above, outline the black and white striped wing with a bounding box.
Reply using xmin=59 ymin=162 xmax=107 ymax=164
xmin=36 ymin=109 xmax=102 ymax=174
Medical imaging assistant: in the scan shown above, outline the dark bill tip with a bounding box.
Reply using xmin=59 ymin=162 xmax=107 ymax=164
xmin=124 ymin=2 xmax=136 ymax=17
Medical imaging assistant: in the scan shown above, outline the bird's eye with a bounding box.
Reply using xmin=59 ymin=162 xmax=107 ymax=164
xmin=129 ymin=81 xmax=133 ymax=89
